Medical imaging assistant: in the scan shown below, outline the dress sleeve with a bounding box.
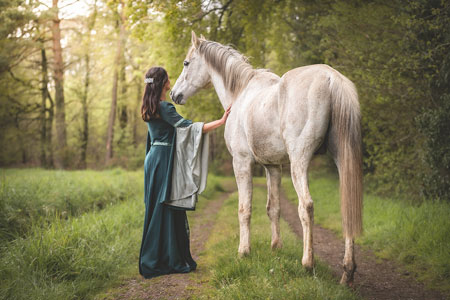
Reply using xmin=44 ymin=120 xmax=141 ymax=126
xmin=160 ymin=102 xmax=193 ymax=128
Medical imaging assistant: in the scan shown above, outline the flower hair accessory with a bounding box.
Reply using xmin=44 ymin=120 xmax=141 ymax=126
xmin=144 ymin=77 xmax=154 ymax=84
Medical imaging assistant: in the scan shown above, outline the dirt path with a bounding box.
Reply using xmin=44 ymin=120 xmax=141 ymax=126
xmin=100 ymin=190 xmax=232 ymax=300
xmin=100 ymin=182 xmax=447 ymax=300
xmin=279 ymin=187 xmax=448 ymax=300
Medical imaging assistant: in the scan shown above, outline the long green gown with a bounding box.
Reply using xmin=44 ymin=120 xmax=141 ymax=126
xmin=139 ymin=100 xmax=197 ymax=279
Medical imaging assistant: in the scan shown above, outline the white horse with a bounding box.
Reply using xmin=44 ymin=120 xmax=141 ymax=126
xmin=171 ymin=31 xmax=363 ymax=285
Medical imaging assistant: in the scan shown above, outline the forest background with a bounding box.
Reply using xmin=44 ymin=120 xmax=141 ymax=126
xmin=0 ymin=0 xmax=448 ymax=202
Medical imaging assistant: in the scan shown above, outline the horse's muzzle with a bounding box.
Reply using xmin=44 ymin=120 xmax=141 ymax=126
xmin=172 ymin=92 xmax=183 ymax=104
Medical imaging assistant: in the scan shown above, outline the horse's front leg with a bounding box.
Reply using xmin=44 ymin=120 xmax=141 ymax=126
xmin=233 ymin=157 xmax=254 ymax=257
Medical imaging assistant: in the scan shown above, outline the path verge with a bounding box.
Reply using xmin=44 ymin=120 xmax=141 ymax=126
xmin=279 ymin=187 xmax=447 ymax=300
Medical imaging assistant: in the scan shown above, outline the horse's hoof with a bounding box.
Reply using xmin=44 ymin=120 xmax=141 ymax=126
xmin=340 ymin=272 xmax=354 ymax=287
xmin=238 ymin=247 xmax=250 ymax=258
xmin=302 ymin=257 xmax=314 ymax=270
xmin=271 ymin=239 xmax=283 ymax=250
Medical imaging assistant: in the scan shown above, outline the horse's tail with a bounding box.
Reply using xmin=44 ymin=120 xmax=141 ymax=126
xmin=328 ymin=72 xmax=363 ymax=238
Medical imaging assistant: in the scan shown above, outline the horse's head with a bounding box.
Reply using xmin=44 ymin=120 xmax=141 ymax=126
xmin=171 ymin=31 xmax=210 ymax=105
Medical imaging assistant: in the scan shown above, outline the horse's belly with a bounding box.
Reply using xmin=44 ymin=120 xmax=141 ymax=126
xmin=248 ymin=136 xmax=289 ymax=165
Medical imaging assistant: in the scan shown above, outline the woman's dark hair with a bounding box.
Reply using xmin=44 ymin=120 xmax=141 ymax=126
xmin=141 ymin=66 xmax=169 ymax=121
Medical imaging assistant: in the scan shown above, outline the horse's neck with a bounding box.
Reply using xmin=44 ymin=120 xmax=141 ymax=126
xmin=209 ymin=68 xmax=233 ymax=110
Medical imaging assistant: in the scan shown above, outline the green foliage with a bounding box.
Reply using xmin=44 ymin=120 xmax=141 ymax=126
xmin=412 ymin=0 xmax=450 ymax=201
xmin=0 ymin=0 xmax=449 ymax=199
xmin=0 ymin=168 xmax=142 ymax=242
xmin=316 ymin=2 xmax=423 ymax=197
xmin=282 ymin=172 xmax=450 ymax=292
xmin=196 ymin=186 xmax=360 ymax=300
xmin=416 ymin=97 xmax=450 ymax=200
xmin=141 ymin=0 xmax=450 ymax=198
xmin=0 ymin=0 xmax=36 ymax=72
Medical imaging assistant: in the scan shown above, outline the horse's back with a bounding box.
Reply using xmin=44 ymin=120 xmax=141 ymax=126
xmin=278 ymin=64 xmax=336 ymax=106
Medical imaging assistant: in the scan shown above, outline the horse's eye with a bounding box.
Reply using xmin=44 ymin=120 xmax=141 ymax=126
xmin=183 ymin=61 xmax=189 ymax=66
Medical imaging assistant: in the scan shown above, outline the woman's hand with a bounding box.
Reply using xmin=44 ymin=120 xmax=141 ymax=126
xmin=202 ymin=104 xmax=232 ymax=133
xmin=220 ymin=104 xmax=232 ymax=125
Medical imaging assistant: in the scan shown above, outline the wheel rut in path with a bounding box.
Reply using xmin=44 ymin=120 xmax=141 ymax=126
xmin=279 ymin=187 xmax=447 ymax=300
xmin=104 ymin=190 xmax=233 ymax=300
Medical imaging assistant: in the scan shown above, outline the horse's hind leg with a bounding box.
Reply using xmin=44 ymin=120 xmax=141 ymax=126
xmin=330 ymin=130 xmax=358 ymax=285
xmin=265 ymin=165 xmax=283 ymax=249
xmin=233 ymin=157 xmax=254 ymax=257
xmin=340 ymin=237 xmax=356 ymax=285
xmin=290 ymin=156 xmax=315 ymax=269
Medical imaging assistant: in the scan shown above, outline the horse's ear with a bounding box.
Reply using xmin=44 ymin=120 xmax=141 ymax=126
xmin=200 ymin=34 xmax=206 ymax=40
xmin=191 ymin=31 xmax=200 ymax=49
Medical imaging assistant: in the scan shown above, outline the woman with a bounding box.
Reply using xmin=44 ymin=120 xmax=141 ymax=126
xmin=139 ymin=66 xmax=231 ymax=278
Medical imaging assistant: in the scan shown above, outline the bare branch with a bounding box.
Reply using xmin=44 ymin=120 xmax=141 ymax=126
xmin=59 ymin=0 xmax=80 ymax=10
xmin=191 ymin=0 xmax=234 ymax=24
xmin=37 ymin=1 xmax=51 ymax=9
xmin=7 ymin=70 xmax=35 ymax=89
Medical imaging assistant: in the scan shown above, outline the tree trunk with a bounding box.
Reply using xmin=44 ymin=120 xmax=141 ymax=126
xmin=133 ymin=80 xmax=141 ymax=147
xmin=80 ymin=2 xmax=97 ymax=169
xmin=105 ymin=1 xmax=126 ymax=165
xmin=80 ymin=53 xmax=90 ymax=169
xmin=51 ymin=0 xmax=67 ymax=168
xmin=118 ymin=55 xmax=127 ymax=130
xmin=46 ymin=93 xmax=55 ymax=168
xmin=117 ymin=4 xmax=128 ymax=151
xmin=105 ymin=53 xmax=119 ymax=165
xmin=39 ymin=46 xmax=54 ymax=168
xmin=40 ymin=47 xmax=48 ymax=167
xmin=14 ymin=114 xmax=27 ymax=164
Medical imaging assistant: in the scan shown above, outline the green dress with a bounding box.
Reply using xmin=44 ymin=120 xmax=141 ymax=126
xmin=139 ymin=100 xmax=197 ymax=279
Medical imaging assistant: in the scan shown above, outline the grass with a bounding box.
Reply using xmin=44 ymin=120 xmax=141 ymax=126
xmin=0 ymin=168 xmax=226 ymax=300
xmin=191 ymin=184 xmax=360 ymax=300
xmin=281 ymin=170 xmax=450 ymax=292
xmin=0 ymin=168 xmax=142 ymax=242
xmin=0 ymin=193 xmax=144 ymax=300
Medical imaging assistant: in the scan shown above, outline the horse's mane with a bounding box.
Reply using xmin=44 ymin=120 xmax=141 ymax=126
xmin=190 ymin=40 xmax=258 ymax=98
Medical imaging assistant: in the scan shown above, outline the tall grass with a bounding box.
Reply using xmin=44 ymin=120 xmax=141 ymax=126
xmin=0 ymin=168 xmax=142 ymax=242
xmin=282 ymin=171 xmax=450 ymax=292
xmin=192 ymin=186 xmax=360 ymax=300
xmin=0 ymin=172 xmax=225 ymax=300
xmin=0 ymin=196 xmax=143 ymax=300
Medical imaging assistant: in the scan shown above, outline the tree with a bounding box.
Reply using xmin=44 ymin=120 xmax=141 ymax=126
xmin=0 ymin=0 xmax=43 ymax=165
xmin=79 ymin=1 xmax=98 ymax=169
xmin=105 ymin=0 xmax=126 ymax=165
xmin=51 ymin=0 xmax=67 ymax=168
xmin=39 ymin=38 xmax=54 ymax=168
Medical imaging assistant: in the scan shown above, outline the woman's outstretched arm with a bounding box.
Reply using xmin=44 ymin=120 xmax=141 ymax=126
xmin=202 ymin=105 xmax=232 ymax=133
